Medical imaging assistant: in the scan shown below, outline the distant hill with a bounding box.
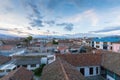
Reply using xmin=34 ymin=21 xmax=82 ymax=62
xmin=0 ymin=33 xmax=119 ymax=39
xmin=0 ymin=33 xmax=18 ymax=39
xmin=64 ymin=33 xmax=106 ymax=38
xmin=33 ymin=35 xmax=68 ymax=39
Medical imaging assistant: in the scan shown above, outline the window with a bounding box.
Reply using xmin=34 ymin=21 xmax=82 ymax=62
xmin=31 ymin=64 xmax=36 ymax=67
xmin=13 ymin=67 xmax=16 ymax=70
xmin=110 ymin=47 xmax=112 ymax=50
xmin=96 ymin=67 xmax=99 ymax=74
xmin=103 ymin=46 xmax=107 ymax=50
xmin=92 ymin=41 xmax=94 ymax=47
xmin=17 ymin=65 xmax=20 ymax=68
xmin=80 ymin=68 xmax=84 ymax=75
xmin=0 ymin=70 xmax=4 ymax=72
xmin=6 ymin=69 xmax=11 ymax=72
xmin=22 ymin=65 xmax=27 ymax=67
xmin=89 ymin=67 xmax=93 ymax=75
xmin=96 ymin=45 xmax=99 ymax=48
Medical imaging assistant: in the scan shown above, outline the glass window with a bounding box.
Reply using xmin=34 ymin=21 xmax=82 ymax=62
xmin=96 ymin=67 xmax=98 ymax=74
xmin=89 ymin=67 xmax=93 ymax=75
xmin=110 ymin=47 xmax=112 ymax=50
xmin=0 ymin=70 xmax=4 ymax=72
xmin=31 ymin=64 xmax=36 ymax=67
xmin=6 ymin=69 xmax=11 ymax=72
xmin=22 ymin=65 xmax=27 ymax=67
xmin=96 ymin=45 xmax=99 ymax=48
xmin=80 ymin=68 xmax=84 ymax=75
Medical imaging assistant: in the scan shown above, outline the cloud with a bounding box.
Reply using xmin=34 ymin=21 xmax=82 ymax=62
xmin=25 ymin=0 xmax=44 ymax=27
xmin=64 ymin=24 xmax=74 ymax=31
xmin=0 ymin=0 xmax=14 ymax=14
xmin=27 ymin=27 xmax=32 ymax=30
xmin=29 ymin=19 xmax=43 ymax=27
xmin=84 ymin=10 xmax=99 ymax=26
xmin=52 ymin=31 xmax=59 ymax=34
xmin=44 ymin=20 xmax=55 ymax=26
xmin=57 ymin=23 xmax=68 ymax=26
xmin=0 ymin=28 xmax=9 ymax=31
xmin=57 ymin=23 xmax=74 ymax=31
xmin=63 ymin=9 xmax=99 ymax=27
xmin=91 ymin=26 xmax=120 ymax=33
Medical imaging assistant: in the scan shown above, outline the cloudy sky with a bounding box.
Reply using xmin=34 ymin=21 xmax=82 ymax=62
xmin=1 ymin=0 xmax=120 ymax=36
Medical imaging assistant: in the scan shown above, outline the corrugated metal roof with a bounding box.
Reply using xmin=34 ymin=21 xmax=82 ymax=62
xmin=15 ymin=58 xmax=41 ymax=65
xmin=92 ymin=37 xmax=120 ymax=42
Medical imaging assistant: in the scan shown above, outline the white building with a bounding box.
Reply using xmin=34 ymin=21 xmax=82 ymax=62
xmin=91 ymin=37 xmax=120 ymax=51
xmin=15 ymin=58 xmax=41 ymax=70
xmin=0 ymin=63 xmax=16 ymax=76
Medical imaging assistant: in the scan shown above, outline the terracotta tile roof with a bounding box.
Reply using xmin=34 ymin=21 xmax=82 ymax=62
xmin=3 ymin=40 xmax=20 ymax=45
xmin=94 ymin=49 xmax=118 ymax=54
xmin=101 ymin=53 xmax=120 ymax=76
xmin=56 ymin=53 xmax=102 ymax=66
xmin=0 ymin=45 xmax=15 ymax=50
xmin=1 ymin=67 xmax=33 ymax=80
xmin=57 ymin=52 xmax=120 ymax=76
xmin=57 ymin=46 xmax=68 ymax=51
xmin=58 ymin=40 xmax=73 ymax=43
xmin=41 ymin=58 xmax=86 ymax=80
xmin=69 ymin=44 xmax=81 ymax=49
xmin=0 ymin=55 xmax=11 ymax=65
xmin=45 ymin=42 xmax=53 ymax=47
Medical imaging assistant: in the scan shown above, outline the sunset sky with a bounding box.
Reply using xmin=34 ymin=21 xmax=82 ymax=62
xmin=1 ymin=0 xmax=120 ymax=36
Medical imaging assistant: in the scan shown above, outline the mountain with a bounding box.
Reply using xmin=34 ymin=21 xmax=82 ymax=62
xmin=0 ymin=33 xmax=118 ymax=39
xmin=33 ymin=33 xmax=106 ymax=39
xmin=64 ymin=33 xmax=106 ymax=38
xmin=33 ymin=35 xmax=68 ymax=39
xmin=0 ymin=33 xmax=18 ymax=39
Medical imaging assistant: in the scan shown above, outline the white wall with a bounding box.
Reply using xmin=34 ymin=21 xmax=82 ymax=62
xmin=94 ymin=41 xmax=103 ymax=49
xmin=77 ymin=66 xmax=100 ymax=77
xmin=107 ymin=42 xmax=112 ymax=50
xmin=47 ymin=55 xmax=56 ymax=64
xmin=19 ymin=64 xmax=40 ymax=70
xmin=27 ymin=64 xmax=40 ymax=70
xmin=94 ymin=41 xmax=113 ymax=51
xmin=41 ymin=57 xmax=47 ymax=64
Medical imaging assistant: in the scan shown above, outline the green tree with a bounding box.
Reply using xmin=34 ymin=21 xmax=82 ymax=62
xmin=33 ymin=64 xmax=46 ymax=76
xmin=52 ymin=39 xmax=58 ymax=44
xmin=23 ymin=35 xmax=33 ymax=47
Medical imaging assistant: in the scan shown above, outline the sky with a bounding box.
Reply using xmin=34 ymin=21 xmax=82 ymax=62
xmin=1 ymin=0 xmax=120 ymax=37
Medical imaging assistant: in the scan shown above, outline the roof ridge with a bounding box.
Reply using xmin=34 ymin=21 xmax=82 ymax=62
xmin=59 ymin=58 xmax=70 ymax=80
xmin=12 ymin=67 xmax=23 ymax=76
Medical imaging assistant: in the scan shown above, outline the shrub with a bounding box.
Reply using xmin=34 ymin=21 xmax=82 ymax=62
xmin=33 ymin=64 xmax=46 ymax=76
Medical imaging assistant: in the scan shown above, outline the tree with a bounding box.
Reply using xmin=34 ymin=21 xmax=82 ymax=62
xmin=23 ymin=36 xmax=33 ymax=47
xmin=52 ymin=39 xmax=58 ymax=45
xmin=27 ymin=36 xmax=33 ymax=41
xmin=33 ymin=64 xmax=46 ymax=76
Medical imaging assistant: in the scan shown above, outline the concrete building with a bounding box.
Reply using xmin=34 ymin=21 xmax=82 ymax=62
xmin=112 ymin=42 xmax=120 ymax=53
xmin=0 ymin=55 xmax=12 ymax=76
xmin=91 ymin=37 xmax=120 ymax=51
xmin=15 ymin=58 xmax=41 ymax=70
xmin=41 ymin=58 xmax=86 ymax=80
xmin=53 ymin=52 xmax=120 ymax=80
